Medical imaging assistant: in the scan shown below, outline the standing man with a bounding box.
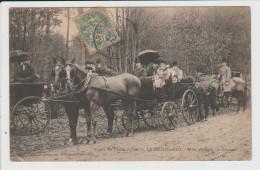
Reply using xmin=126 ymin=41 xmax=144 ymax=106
xmin=133 ymin=61 xmax=146 ymax=79
xmin=11 ymin=55 xmax=39 ymax=83
xmin=218 ymin=58 xmax=231 ymax=96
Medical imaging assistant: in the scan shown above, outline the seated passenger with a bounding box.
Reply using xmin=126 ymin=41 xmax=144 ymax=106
xmin=153 ymin=61 xmax=169 ymax=88
xmin=133 ymin=61 xmax=146 ymax=79
xmin=147 ymin=63 xmax=159 ymax=76
xmin=167 ymin=60 xmax=183 ymax=83
xmin=11 ymin=55 xmax=39 ymax=83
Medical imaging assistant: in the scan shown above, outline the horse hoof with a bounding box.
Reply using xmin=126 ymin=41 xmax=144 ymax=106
xmin=106 ymin=132 xmax=112 ymax=138
xmin=67 ymin=138 xmax=76 ymax=146
xmin=127 ymin=132 xmax=134 ymax=137
xmin=88 ymin=139 xmax=96 ymax=144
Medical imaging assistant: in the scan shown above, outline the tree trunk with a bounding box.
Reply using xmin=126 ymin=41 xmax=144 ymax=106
xmin=116 ymin=8 xmax=122 ymax=72
xmin=66 ymin=8 xmax=70 ymax=59
xmin=46 ymin=9 xmax=51 ymax=36
xmin=123 ymin=8 xmax=128 ymax=73
xmin=22 ymin=9 xmax=28 ymax=51
xmin=77 ymin=8 xmax=86 ymax=64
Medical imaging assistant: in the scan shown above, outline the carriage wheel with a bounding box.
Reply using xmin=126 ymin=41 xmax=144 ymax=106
xmin=11 ymin=96 xmax=51 ymax=135
xmin=141 ymin=107 xmax=160 ymax=128
xmin=121 ymin=112 xmax=139 ymax=131
xmin=181 ymin=89 xmax=199 ymax=125
xmin=222 ymin=93 xmax=230 ymax=108
xmin=160 ymin=102 xmax=178 ymax=130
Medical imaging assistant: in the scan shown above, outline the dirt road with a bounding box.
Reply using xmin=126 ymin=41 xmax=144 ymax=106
xmin=13 ymin=110 xmax=251 ymax=161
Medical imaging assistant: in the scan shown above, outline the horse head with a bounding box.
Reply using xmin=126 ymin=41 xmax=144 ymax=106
xmin=52 ymin=58 xmax=64 ymax=91
xmin=61 ymin=58 xmax=77 ymax=92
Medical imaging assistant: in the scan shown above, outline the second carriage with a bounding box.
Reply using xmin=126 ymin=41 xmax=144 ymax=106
xmin=113 ymin=50 xmax=199 ymax=131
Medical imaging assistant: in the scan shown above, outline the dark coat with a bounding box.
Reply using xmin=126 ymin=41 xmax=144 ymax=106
xmin=133 ymin=67 xmax=146 ymax=79
xmin=13 ymin=65 xmax=38 ymax=83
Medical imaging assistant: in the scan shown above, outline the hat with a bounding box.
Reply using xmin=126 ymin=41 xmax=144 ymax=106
xmin=222 ymin=58 xmax=227 ymax=63
xmin=159 ymin=59 xmax=165 ymax=64
xmin=85 ymin=66 xmax=94 ymax=70
xmin=195 ymin=77 xmax=201 ymax=82
xmin=85 ymin=61 xmax=91 ymax=65
xmin=171 ymin=60 xmax=178 ymax=67
xmin=96 ymin=59 xmax=101 ymax=64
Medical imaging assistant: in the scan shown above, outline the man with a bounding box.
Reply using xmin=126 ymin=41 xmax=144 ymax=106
xmin=133 ymin=61 xmax=146 ymax=79
xmin=193 ymin=78 xmax=209 ymax=121
xmin=85 ymin=61 xmax=94 ymax=74
xmin=11 ymin=55 xmax=39 ymax=83
xmin=147 ymin=63 xmax=159 ymax=76
xmin=95 ymin=59 xmax=108 ymax=76
xmin=218 ymin=58 xmax=231 ymax=96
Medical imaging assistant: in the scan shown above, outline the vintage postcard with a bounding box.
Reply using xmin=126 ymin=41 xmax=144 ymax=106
xmin=1 ymin=1 xmax=259 ymax=170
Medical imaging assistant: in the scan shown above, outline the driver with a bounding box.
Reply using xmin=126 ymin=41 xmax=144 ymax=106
xmin=11 ymin=55 xmax=39 ymax=83
xmin=133 ymin=61 xmax=146 ymax=79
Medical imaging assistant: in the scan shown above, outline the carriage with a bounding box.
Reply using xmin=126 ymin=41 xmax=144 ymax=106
xmin=10 ymin=50 xmax=199 ymax=138
xmin=110 ymin=50 xmax=200 ymax=131
xmin=10 ymin=50 xmax=52 ymax=135
xmin=10 ymin=82 xmax=52 ymax=135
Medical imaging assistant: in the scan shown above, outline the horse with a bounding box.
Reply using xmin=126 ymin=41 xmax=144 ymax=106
xmin=198 ymin=74 xmax=248 ymax=113
xmin=52 ymin=58 xmax=141 ymax=144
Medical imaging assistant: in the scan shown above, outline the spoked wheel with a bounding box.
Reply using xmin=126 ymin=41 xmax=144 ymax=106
xmin=181 ymin=89 xmax=199 ymax=125
xmin=222 ymin=93 xmax=230 ymax=108
xmin=160 ymin=102 xmax=178 ymax=130
xmin=141 ymin=107 xmax=160 ymax=128
xmin=11 ymin=96 xmax=51 ymax=135
xmin=121 ymin=112 xmax=139 ymax=131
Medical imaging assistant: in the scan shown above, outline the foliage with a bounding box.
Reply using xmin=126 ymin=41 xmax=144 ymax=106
xmin=9 ymin=8 xmax=64 ymax=81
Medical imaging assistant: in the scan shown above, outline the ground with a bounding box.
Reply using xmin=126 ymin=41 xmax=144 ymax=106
xmin=10 ymin=105 xmax=251 ymax=161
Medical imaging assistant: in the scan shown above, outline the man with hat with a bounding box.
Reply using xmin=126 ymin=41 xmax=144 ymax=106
xmin=95 ymin=59 xmax=108 ymax=76
xmin=85 ymin=61 xmax=94 ymax=74
xmin=11 ymin=55 xmax=39 ymax=83
xmin=133 ymin=60 xmax=146 ymax=79
xmin=218 ymin=58 xmax=231 ymax=96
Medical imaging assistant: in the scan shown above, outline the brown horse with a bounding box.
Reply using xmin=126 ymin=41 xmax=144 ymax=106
xmin=199 ymin=75 xmax=248 ymax=113
xmin=53 ymin=58 xmax=141 ymax=144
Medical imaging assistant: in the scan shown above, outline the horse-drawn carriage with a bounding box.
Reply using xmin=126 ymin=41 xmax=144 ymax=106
xmin=10 ymin=82 xmax=51 ymax=135
xmin=10 ymin=50 xmax=52 ymax=135
xmin=10 ymin=50 xmax=200 ymax=143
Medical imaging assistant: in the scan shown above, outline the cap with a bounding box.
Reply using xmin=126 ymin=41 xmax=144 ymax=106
xmin=171 ymin=60 xmax=178 ymax=66
xmin=96 ymin=59 xmax=101 ymax=64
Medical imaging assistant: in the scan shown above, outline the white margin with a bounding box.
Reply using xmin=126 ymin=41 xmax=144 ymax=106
xmin=1 ymin=1 xmax=260 ymax=170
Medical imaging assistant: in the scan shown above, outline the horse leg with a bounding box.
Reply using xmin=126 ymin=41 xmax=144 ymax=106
xmin=64 ymin=104 xmax=79 ymax=145
xmin=90 ymin=101 xmax=98 ymax=144
xmin=124 ymin=101 xmax=136 ymax=137
xmin=129 ymin=101 xmax=137 ymax=136
xmin=84 ymin=103 xmax=92 ymax=144
xmin=122 ymin=100 xmax=131 ymax=136
xmin=103 ymin=105 xmax=115 ymax=136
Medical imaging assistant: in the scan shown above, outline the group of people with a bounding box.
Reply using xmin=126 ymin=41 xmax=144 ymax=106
xmin=85 ymin=59 xmax=115 ymax=76
xmin=133 ymin=60 xmax=184 ymax=87
xmin=193 ymin=58 xmax=236 ymax=121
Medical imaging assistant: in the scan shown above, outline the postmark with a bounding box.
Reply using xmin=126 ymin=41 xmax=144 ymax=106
xmin=74 ymin=8 xmax=120 ymax=55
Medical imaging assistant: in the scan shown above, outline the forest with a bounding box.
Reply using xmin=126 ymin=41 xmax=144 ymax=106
xmin=9 ymin=7 xmax=251 ymax=81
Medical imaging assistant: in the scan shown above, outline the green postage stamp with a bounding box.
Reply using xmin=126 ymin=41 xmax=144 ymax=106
xmin=74 ymin=8 xmax=120 ymax=55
